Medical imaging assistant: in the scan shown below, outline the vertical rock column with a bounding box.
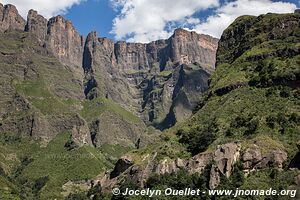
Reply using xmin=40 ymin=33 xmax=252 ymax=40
xmin=47 ymin=16 xmax=84 ymax=68
xmin=25 ymin=9 xmax=48 ymax=43
xmin=0 ymin=4 xmax=25 ymax=32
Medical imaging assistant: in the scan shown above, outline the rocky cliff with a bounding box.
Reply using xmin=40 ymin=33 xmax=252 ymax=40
xmin=0 ymin=3 xmax=25 ymax=32
xmin=0 ymin=4 xmax=218 ymax=149
xmin=0 ymin=4 xmax=218 ymax=130
xmin=83 ymin=29 xmax=217 ymax=129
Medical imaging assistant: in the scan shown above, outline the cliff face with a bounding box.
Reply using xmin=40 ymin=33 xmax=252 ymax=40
xmin=46 ymin=16 xmax=85 ymax=69
xmin=170 ymin=28 xmax=217 ymax=72
xmin=83 ymin=29 xmax=217 ymax=128
xmin=0 ymin=3 xmax=25 ymax=32
xmin=25 ymin=9 xmax=48 ymax=43
xmin=0 ymin=3 xmax=211 ymax=153
xmin=0 ymin=3 xmax=218 ymax=155
xmin=0 ymin=4 xmax=218 ymax=129
xmin=25 ymin=12 xmax=85 ymax=83
xmin=16 ymin=7 xmax=218 ymax=129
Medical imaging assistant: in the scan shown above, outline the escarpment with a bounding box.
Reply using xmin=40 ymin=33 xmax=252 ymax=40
xmin=83 ymin=29 xmax=217 ymax=129
xmin=0 ymin=3 xmax=218 ymax=149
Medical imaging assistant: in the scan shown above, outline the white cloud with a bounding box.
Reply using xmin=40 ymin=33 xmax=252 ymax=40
xmin=1 ymin=0 xmax=86 ymax=19
xmin=111 ymin=0 xmax=297 ymax=42
xmin=194 ymin=0 xmax=297 ymax=38
xmin=110 ymin=0 xmax=219 ymax=43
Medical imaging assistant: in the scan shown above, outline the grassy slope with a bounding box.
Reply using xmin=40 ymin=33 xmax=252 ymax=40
xmin=0 ymin=132 xmax=110 ymax=199
xmin=184 ymin=13 xmax=300 ymax=154
xmin=0 ymin=31 xmax=148 ymax=199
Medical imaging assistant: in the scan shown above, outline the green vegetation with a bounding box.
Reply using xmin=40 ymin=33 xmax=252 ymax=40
xmin=159 ymin=70 xmax=172 ymax=77
xmin=0 ymin=132 xmax=110 ymax=199
xmin=179 ymin=13 xmax=300 ymax=155
xmin=81 ymin=97 xmax=141 ymax=124
xmin=0 ymin=30 xmax=146 ymax=199
xmin=100 ymin=144 xmax=133 ymax=163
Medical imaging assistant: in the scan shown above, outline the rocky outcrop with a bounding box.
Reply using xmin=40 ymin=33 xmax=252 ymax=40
xmin=0 ymin=4 xmax=25 ymax=32
xmin=242 ymin=145 xmax=262 ymax=171
xmin=209 ymin=142 xmax=241 ymax=189
xmin=98 ymin=141 xmax=292 ymax=190
xmin=110 ymin=156 xmax=134 ymax=178
xmin=99 ymin=142 xmax=241 ymax=191
xmin=243 ymin=145 xmax=288 ymax=175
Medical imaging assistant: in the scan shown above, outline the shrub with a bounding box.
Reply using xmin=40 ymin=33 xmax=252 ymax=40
xmin=289 ymin=113 xmax=300 ymax=124
xmin=266 ymin=115 xmax=276 ymax=129
xmin=32 ymin=176 xmax=49 ymax=194
xmin=64 ymin=139 xmax=78 ymax=151
xmin=244 ymin=119 xmax=259 ymax=136
xmin=231 ymin=116 xmax=247 ymax=128
xmin=178 ymin=123 xmax=217 ymax=155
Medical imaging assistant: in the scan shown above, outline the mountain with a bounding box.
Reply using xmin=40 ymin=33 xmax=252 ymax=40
xmin=0 ymin=3 xmax=218 ymax=199
xmin=96 ymin=11 xmax=300 ymax=199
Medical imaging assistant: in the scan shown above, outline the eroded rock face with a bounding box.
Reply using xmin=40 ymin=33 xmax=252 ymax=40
xmin=25 ymin=9 xmax=48 ymax=43
xmin=0 ymin=4 xmax=25 ymax=32
xmin=83 ymin=30 xmax=217 ymax=129
xmin=243 ymin=146 xmax=288 ymax=173
xmin=24 ymin=10 xmax=85 ymax=83
xmin=47 ymin=16 xmax=85 ymax=68
xmin=170 ymin=29 xmax=218 ymax=72
xmin=110 ymin=156 xmax=134 ymax=178
xmin=242 ymin=145 xmax=262 ymax=171
xmin=99 ymin=142 xmax=291 ymax=190
xmin=99 ymin=142 xmax=240 ymax=191
xmin=209 ymin=142 xmax=241 ymax=189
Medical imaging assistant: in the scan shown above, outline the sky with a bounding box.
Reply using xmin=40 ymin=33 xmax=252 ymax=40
xmin=1 ymin=0 xmax=299 ymax=43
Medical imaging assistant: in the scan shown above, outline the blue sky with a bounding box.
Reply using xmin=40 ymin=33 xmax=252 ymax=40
xmin=2 ymin=0 xmax=299 ymax=42
xmin=64 ymin=0 xmax=116 ymax=39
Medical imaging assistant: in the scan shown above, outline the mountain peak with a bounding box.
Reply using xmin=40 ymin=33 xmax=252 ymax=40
xmin=0 ymin=3 xmax=25 ymax=32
